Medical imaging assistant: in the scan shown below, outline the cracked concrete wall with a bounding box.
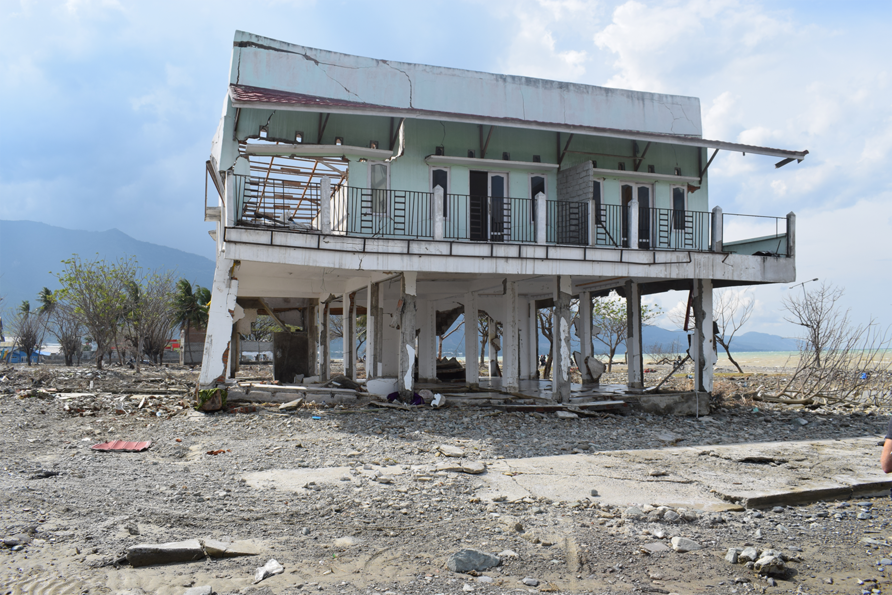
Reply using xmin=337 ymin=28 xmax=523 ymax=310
xmin=228 ymin=31 xmax=701 ymax=137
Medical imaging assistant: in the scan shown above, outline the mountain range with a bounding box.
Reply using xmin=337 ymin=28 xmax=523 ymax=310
xmin=0 ymin=220 xmax=214 ymax=310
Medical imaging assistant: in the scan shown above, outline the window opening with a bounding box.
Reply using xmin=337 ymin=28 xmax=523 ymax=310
xmin=502 ymin=152 xmax=511 ymax=160
xmin=647 ymin=164 xmax=655 ymax=173
xmin=435 ymin=146 xmax=445 ymax=156
xmin=295 ymin=132 xmax=303 ymax=143
xmin=533 ymin=155 xmax=541 ymax=163
xmin=467 ymin=150 xmax=475 ymax=158
xmin=618 ymin=162 xmax=626 ymax=171
xmin=674 ymin=167 xmax=682 ymax=176
xmin=335 ymin=137 xmax=343 ymax=146
xmin=369 ymin=140 xmax=379 ymax=149
xmin=432 ymin=168 xmax=449 ymax=217
xmin=530 ymin=175 xmax=545 ymax=221
xmin=672 ymin=187 xmax=687 ymax=229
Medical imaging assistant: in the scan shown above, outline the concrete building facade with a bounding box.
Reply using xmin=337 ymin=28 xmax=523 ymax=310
xmin=199 ymin=31 xmax=807 ymax=402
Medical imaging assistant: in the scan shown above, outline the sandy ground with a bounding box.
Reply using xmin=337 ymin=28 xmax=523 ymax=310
xmin=2 ymin=362 xmax=891 ymax=595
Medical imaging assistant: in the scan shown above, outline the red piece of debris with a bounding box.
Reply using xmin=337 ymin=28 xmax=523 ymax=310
xmin=91 ymin=440 xmax=152 ymax=452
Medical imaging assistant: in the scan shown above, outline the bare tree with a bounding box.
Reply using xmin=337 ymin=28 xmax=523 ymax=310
xmin=49 ymin=303 xmax=85 ymax=366
xmin=536 ymin=308 xmax=553 ymax=379
xmin=783 ymin=282 xmax=844 ymax=369
xmin=592 ymin=293 xmax=661 ymax=372
xmin=10 ymin=304 xmax=43 ymax=365
xmin=646 ymin=340 xmax=683 ymax=365
xmin=438 ymin=319 xmax=464 ymax=359
xmin=669 ymin=289 xmax=754 ymax=373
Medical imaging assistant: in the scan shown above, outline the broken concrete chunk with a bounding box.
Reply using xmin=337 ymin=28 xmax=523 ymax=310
xmin=333 ymin=536 xmax=362 ymax=548
xmin=642 ymin=542 xmax=670 ymax=554
xmin=278 ymin=398 xmax=304 ymax=411
xmin=754 ymin=554 xmax=785 ymax=575
xmin=622 ymin=507 xmax=646 ymax=520
xmin=438 ymin=444 xmax=464 ymax=457
xmin=555 ymin=410 xmax=578 ymax=419
xmin=725 ymin=547 xmax=742 ymax=564
xmin=738 ymin=546 xmax=759 ymax=563
xmin=436 ymin=461 xmax=486 ymax=474
xmin=447 ymin=548 xmax=501 ymax=573
xmin=126 ymin=539 xmax=205 ymax=567
xmin=183 ymin=587 xmax=213 ymax=595
xmin=669 ymin=536 xmax=701 ymax=552
xmin=253 ymin=558 xmax=284 ymax=583
xmin=201 ymin=538 xmax=259 ymax=558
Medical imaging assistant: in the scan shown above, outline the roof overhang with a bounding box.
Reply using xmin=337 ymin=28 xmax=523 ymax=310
xmin=229 ymin=84 xmax=809 ymax=162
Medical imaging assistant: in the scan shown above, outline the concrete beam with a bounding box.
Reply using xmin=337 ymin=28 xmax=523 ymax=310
xmin=367 ymin=280 xmax=377 ymax=379
xmin=321 ymin=301 xmax=331 ymax=381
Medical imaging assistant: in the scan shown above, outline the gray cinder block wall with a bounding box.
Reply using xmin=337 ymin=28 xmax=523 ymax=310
xmin=557 ymin=161 xmax=594 ymax=202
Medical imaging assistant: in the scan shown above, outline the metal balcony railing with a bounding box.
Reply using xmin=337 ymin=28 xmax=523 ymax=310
xmin=226 ymin=175 xmax=793 ymax=256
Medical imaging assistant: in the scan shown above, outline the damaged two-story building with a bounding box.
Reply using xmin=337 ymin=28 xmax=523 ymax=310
xmin=199 ymin=31 xmax=807 ymax=404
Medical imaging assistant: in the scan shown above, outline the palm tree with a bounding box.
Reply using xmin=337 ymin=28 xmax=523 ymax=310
xmin=174 ymin=279 xmax=210 ymax=365
xmin=35 ymin=288 xmax=56 ymax=364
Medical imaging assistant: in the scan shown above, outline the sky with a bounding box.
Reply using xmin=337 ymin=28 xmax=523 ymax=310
xmin=1 ymin=0 xmax=890 ymax=337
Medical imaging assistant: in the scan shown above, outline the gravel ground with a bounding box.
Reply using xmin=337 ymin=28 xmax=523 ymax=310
xmin=1 ymin=363 xmax=891 ymax=595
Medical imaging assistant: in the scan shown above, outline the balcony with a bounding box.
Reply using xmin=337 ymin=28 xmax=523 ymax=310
xmin=228 ymin=174 xmax=791 ymax=256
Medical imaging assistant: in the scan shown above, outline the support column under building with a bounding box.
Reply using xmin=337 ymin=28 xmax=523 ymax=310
xmin=367 ymin=281 xmax=377 ymax=380
xmin=342 ymin=292 xmax=355 ymax=381
xmin=306 ymin=300 xmax=318 ymax=378
xmin=198 ymin=257 xmax=239 ymax=388
xmin=375 ymin=283 xmax=386 ymax=377
xmin=518 ymin=296 xmax=531 ymax=381
xmin=418 ymin=298 xmax=437 ymax=382
xmin=692 ymin=278 xmax=715 ymax=394
xmin=321 ymin=301 xmax=331 ymax=381
xmin=464 ymin=291 xmax=479 ymax=387
xmin=398 ymin=272 xmax=417 ymax=402
xmin=529 ymin=300 xmax=539 ymax=378
xmin=553 ymin=276 xmax=572 ymax=403
xmin=503 ymin=281 xmax=520 ymax=392
xmin=579 ymin=290 xmax=594 ymax=383
xmin=625 ymin=280 xmax=643 ymax=389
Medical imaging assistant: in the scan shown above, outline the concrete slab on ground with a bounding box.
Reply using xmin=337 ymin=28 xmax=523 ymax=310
xmin=478 ymin=436 xmax=889 ymax=510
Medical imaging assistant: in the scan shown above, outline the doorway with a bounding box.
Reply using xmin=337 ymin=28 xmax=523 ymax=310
xmin=469 ymin=171 xmax=508 ymax=242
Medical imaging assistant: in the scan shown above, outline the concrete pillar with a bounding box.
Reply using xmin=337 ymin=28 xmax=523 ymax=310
xmin=588 ymin=197 xmax=597 ymax=247
xmin=503 ymin=281 xmax=519 ymax=392
xmin=320 ymin=177 xmax=331 ymax=234
xmin=529 ymin=300 xmax=539 ymax=378
xmin=464 ymin=291 xmax=479 ymax=386
xmin=711 ymin=206 xmax=723 ymax=252
xmin=305 ymin=301 xmax=318 ymax=377
xmin=342 ymin=292 xmax=355 ymax=381
xmin=198 ymin=257 xmax=239 ymax=388
xmin=321 ymin=302 xmax=331 ymax=381
xmin=553 ymin=276 xmax=572 ymax=403
xmin=518 ymin=296 xmax=531 ymax=381
xmin=786 ymin=212 xmax=796 ymax=258
xmin=625 ymin=280 xmax=643 ymax=389
xmin=433 ymin=186 xmax=445 ymax=241
xmin=229 ymin=326 xmax=240 ymax=378
xmin=418 ymin=298 xmax=437 ymax=382
xmin=398 ymin=272 xmax=417 ymax=401
xmin=375 ymin=283 xmax=386 ymax=377
xmin=628 ymin=197 xmax=639 ymax=249
xmin=692 ymin=278 xmax=715 ymax=394
xmin=580 ymin=290 xmax=593 ymax=362
xmin=536 ymin=192 xmax=547 ymax=245
xmin=367 ymin=281 xmax=377 ymax=379
xmin=487 ymin=316 xmax=498 ymax=377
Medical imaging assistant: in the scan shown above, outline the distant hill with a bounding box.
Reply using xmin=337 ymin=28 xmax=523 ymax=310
xmin=433 ymin=321 xmax=799 ymax=358
xmin=0 ymin=220 xmax=214 ymax=310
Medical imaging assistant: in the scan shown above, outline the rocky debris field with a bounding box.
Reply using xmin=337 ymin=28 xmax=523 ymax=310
xmin=2 ymin=363 xmax=892 ymax=595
